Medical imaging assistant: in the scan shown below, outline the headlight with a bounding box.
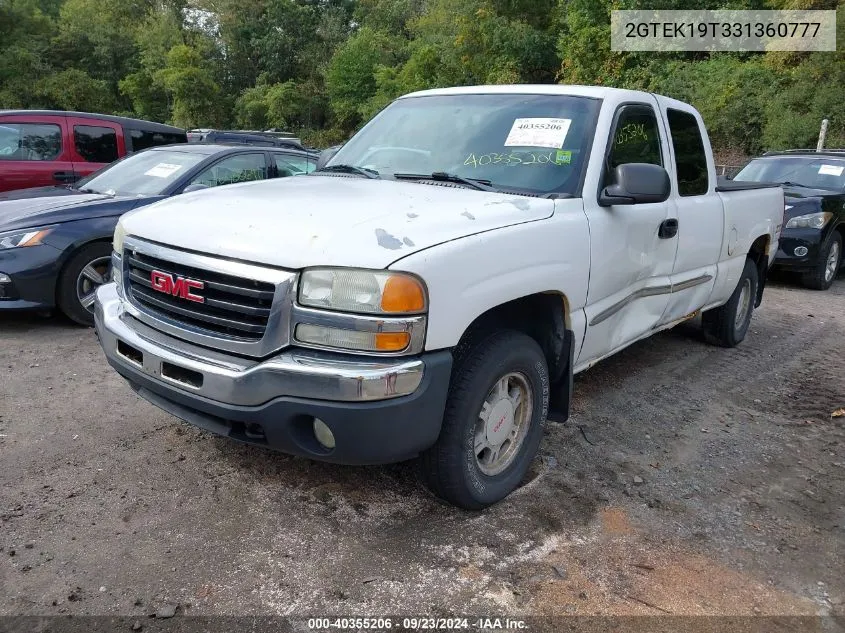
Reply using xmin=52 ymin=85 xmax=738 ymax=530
xmin=786 ymin=211 xmax=833 ymax=229
xmin=298 ymin=268 xmax=427 ymax=315
xmin=113 ymin=220 xmax=127 ymax=254
xmin=0 ymin=226 xmax=55 ymax=250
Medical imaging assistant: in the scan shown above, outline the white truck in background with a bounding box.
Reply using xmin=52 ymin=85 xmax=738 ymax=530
xmin=95 ymin=85 xmax=783 ymax=509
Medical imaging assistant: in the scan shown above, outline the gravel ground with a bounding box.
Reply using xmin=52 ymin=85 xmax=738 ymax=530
xmin=1 ymin=274 xmax=843 ymax=621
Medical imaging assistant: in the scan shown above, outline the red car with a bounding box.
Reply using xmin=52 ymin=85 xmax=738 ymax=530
xmin=0 ymin=111 xmax=186 ymax=193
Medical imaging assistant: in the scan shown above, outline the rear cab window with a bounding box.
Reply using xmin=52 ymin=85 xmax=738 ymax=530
xmin=74 ymin=125 xmax=119 ymax=163
xmin=667 ymin=109 xmax=710 ymax=196
xmin=0 ymin=123 xmax=63 ymax=161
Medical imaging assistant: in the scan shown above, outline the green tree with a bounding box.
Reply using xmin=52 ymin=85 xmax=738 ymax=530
xmin=155 ymin=44 xmax=224 ymax=128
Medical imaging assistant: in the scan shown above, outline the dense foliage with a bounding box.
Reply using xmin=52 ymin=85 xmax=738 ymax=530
xmin=1 ymin=0 xmax=842 ymax=156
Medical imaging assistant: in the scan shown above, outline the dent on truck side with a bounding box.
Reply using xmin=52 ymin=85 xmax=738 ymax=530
xmin=388 ymin=198 xmax=591 ymax=353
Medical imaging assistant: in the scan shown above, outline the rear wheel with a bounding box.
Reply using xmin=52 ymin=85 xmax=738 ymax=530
xmin=702 ymin=257 xmax=758 ymax=348
xmin=802 ymin=232 xmax=841 ymax=291
xmin=419 ymin=330 xmax=549 ymax=510
xmin=57 ymin=242 xmax=113 ymax=326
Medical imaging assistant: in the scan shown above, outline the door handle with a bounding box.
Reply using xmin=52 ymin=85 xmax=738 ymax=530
xmin=658 ymin=218 xmax=678 ymax=239
xmin=53 ymin=171 xmax=79 ymax=183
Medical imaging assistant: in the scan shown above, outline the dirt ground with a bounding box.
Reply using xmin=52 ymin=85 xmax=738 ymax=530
xmin=1 ymin=273 xmax=843 ymax=624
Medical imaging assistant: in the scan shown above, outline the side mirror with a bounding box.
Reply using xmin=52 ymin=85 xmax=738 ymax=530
xmin=182 ymin=183 xmax=209 ymax=194
xmin=316 ymin=145 xmax=341 ymax=171
xmin=599 ymin=163 xmax=671 ymax=207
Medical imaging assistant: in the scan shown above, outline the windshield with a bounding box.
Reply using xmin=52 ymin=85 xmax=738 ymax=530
xmin=76 ymin=149 xmax=207 ymax=196
xmin=735 ymin=156 xmax=845 ymax=191
xmin=327 ymin=93 xmax=602 ymax=196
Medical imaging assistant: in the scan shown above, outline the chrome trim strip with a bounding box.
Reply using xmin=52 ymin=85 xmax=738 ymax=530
xmin=290 ymin=304 xmax=427 ymax=356
xmin=96 ymin=283 xmax=424 ymax=403
xmin=122 ymin=236 xmax=296 ymax=358
xmin=589 ymin=274 xmax=713 ymax=327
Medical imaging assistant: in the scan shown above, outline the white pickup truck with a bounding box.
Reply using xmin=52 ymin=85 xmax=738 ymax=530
xmin=95 ymin=85 xmax=783 ymax=509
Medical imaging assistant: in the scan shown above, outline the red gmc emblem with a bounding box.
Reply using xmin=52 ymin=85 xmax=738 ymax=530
xmin=150 ymin=270 xmax=205 ymax=303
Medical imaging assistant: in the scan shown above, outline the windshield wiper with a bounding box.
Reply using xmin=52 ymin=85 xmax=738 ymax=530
xmin=776 ymin=181 xmax=814 ymax=189
xmin=393 ymin=172 xmax=498 ymax=192
xmin=316 ymin=164 xmax=380 ymax=179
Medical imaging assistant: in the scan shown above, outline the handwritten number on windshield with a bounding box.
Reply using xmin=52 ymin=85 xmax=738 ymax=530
xmin=464 ymin=150 xmax=571 ymax=168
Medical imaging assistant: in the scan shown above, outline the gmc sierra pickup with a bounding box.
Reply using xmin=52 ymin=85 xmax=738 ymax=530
xmin=94 ymin=85 xmax=784 ymax=509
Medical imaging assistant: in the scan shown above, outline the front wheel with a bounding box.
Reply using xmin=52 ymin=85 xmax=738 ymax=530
xmin=802 ymin=232 xmax=841 ymax=291
xmin=702 ymin=257 xmax=758 ymax=348
xmin=419 ymin=330 xmax=550 ymax=510
xmin=56 ymin=242 xmax=113 ymax=326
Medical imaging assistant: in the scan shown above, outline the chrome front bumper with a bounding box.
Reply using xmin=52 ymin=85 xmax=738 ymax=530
xmin=94 ymin=283 xmax=425 ymax=405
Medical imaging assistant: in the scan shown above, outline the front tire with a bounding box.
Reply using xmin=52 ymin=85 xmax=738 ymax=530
xmin=702 ymin=257 xmax=758 ymax=348
xmin=802 ymin=232 xmax=841 ymax=291
xmin=419 ymin=330 xmax=550 ymax=510
xmin=57 ymin=242 xmax=113 ymax=326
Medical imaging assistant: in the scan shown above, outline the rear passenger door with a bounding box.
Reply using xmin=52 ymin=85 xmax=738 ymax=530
xmin=657 ymin=105 xmax=722 ymax=326
xmin=0 ymin=115 xmax=75 ymax=191
xmin=67 ymin=117 xmax=125 ymax=179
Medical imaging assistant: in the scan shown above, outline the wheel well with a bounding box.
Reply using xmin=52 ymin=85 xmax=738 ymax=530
xmin=454 ymin=292 xmax=571 ymax=385
xmin=748 ymin=235 xmax=770 ymax=307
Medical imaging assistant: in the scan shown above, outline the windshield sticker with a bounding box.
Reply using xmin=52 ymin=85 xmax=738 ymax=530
xmin=555 ymin=150 xmax=572 ymax=164
xmin=818 ymin=164 xmax=844 ymax=176
xmin=504 ymin=118 xmax=572 ymax=149
xmin=144 ymin=163 xmax=183 ymax=178
xmin=464 ymin=150 xmax=573 ymax=167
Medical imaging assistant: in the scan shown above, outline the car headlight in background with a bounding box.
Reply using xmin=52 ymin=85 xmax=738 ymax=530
xmin=298 ymin=268 xmax=426 ymax=315
xmin=0 ymin=226 xmax=55 ymax=250
xmin=785 ymin=211 xmax=833 ymax=229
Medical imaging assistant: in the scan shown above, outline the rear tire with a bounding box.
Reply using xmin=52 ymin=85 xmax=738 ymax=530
xmin=702 ymin=257 xmax=758 ymax=348
xmin=419 ymin=330 xmax=550 ymax=510
xmin=802 ymin=232 xmax=841 ymax=291
xmin=57 ymin=242 xmax=113 ymax=326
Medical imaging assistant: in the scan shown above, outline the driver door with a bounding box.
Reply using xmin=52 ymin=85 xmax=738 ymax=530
xmin=576 ymin=102 xmax=678 ymax=367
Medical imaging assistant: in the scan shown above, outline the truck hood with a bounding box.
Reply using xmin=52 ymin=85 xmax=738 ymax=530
xmin=120 ymin=176 xmax=555 ymax=269
xmin=0 ymin=193 xmax=150 ymax=232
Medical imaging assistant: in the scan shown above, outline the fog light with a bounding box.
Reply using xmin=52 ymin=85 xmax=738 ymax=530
xmin=794 ymin=246 xmax=809 ymax=257
xmin=313 ymin=417 xmax=335 ymax=450
xmin=0 ymin=273 xmax=10 ymax=284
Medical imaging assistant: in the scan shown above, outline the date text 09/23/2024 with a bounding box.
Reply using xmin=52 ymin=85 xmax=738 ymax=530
xmin=307 ymin=617 xmax=528 ymax=630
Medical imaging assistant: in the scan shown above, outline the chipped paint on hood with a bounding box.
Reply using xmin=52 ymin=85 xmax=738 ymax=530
xmin=119 ymin=175 xmax=556 ymax=269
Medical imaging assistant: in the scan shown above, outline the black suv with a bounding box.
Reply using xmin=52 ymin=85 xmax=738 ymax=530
xmin=734 ymin=150 xmax=845 ymax=290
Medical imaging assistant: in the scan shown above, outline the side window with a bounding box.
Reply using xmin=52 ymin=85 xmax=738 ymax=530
xmin=603 ymin=105 xmax=662 ymax=188
xmin=667 ymin=109 xmax=709 ymax=196
xmin=129 ymin=129 xmax=186 ymax=152
xmin=0 ymin=123 xmax=62 ymax=161
xmin=272 ymin=154 xmax=315 ymax=177
xmin=74 ymin=125 xmax=119 ymax=163
xmin=190 ymin=153 xmax=268 ymax=188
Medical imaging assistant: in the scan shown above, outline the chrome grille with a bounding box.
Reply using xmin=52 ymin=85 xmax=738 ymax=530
xmin=125 ymin=250 xmax=275 ymax=341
